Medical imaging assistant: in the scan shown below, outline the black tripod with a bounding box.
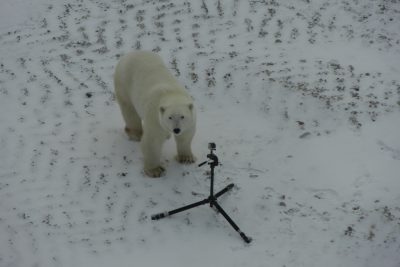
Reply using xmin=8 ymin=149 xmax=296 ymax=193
xmin=151 ymin=143 xmax=252 ymax=243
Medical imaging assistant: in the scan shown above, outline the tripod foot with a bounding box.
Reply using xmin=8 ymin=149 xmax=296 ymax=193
xmin=151 ymin=212 xmax=169 ymax=220
xmin=239 ymin=231 xmax=252 ymax=244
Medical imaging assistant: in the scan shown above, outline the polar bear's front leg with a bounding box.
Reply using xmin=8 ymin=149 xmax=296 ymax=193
xmin=141 ymin=132 xmax=166 ymax=178
xmin=175 ymin=128 xmax=196 ymax=164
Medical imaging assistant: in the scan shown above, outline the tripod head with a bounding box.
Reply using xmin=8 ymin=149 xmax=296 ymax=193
xmin=198 ymin=142 xmax=219 ymax=168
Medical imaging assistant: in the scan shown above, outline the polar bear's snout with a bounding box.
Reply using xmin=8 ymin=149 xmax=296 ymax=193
xmin=159 ymin=104 xmax=194 ymax=137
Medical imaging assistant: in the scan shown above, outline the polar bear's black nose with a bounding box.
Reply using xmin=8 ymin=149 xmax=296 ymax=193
xmin=173 ymin=128 xmax=181 ymax=134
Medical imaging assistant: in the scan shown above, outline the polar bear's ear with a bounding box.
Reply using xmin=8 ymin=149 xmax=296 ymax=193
xmin=188 ymin=103 xmax=194 ymax=111
xmin=160 ymin=106 xmax=166 ymax=114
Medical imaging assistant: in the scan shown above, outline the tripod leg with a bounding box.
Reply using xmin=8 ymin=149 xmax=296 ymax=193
xmin=151 ymin=198 xmax=210 ymax=220
xmin=211 ymin=200 xmax=252 ymax=243
xmin=152 ymin=184 xmax=234 ymax=220
xmin=214 ymin=183 xmax=234 ymax=199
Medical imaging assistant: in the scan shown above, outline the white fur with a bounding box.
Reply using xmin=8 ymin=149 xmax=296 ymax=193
xmin=114 ymin=51 xmax=196 ymax=177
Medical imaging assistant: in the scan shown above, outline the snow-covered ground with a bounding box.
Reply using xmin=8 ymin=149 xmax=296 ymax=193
xmin=1 ymin=0 xmax=399 ymax=266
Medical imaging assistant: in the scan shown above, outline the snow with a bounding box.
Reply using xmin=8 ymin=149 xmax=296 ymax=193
xmin=1 ymin=0 xmax=399 ymax=266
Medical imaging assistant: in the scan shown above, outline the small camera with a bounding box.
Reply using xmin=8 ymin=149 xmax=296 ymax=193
xmin=208 ymin=142 xmax=216 ymax=150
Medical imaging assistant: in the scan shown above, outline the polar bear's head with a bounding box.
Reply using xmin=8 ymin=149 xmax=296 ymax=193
xmin=159 ymin=103 xmax=195 ymax=136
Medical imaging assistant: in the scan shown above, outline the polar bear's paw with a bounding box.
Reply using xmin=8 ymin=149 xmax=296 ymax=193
xmin=176 ymin=154 xmax=196 ymax=164
xmin=144 ymin=166 xmax=165 ymax=178
xmin=125 ymin=127 xmax=142 ymax=141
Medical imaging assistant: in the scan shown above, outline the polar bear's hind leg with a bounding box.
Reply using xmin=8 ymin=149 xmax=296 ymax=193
xmin=115 ymin=92 xmax=143 ymax=141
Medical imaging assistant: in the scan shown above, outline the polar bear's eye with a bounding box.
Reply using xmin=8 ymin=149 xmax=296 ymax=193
xmin=168 ymin=116 xmax=172 ymax=120
xmin=180 ymin=116 xmax=185 ymax=119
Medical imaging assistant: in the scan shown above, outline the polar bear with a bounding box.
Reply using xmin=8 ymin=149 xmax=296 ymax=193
xmin=114 ymin=51 xmax=196 ymax=177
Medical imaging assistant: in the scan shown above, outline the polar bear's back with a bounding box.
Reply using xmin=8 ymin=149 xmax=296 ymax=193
xmin=121 ymin=51 xmax=164 ymax=71
xmin=114 ymin=51 xmax=185 ymax=116
xmin=114 ymin=51 xmax=168 ymax=89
